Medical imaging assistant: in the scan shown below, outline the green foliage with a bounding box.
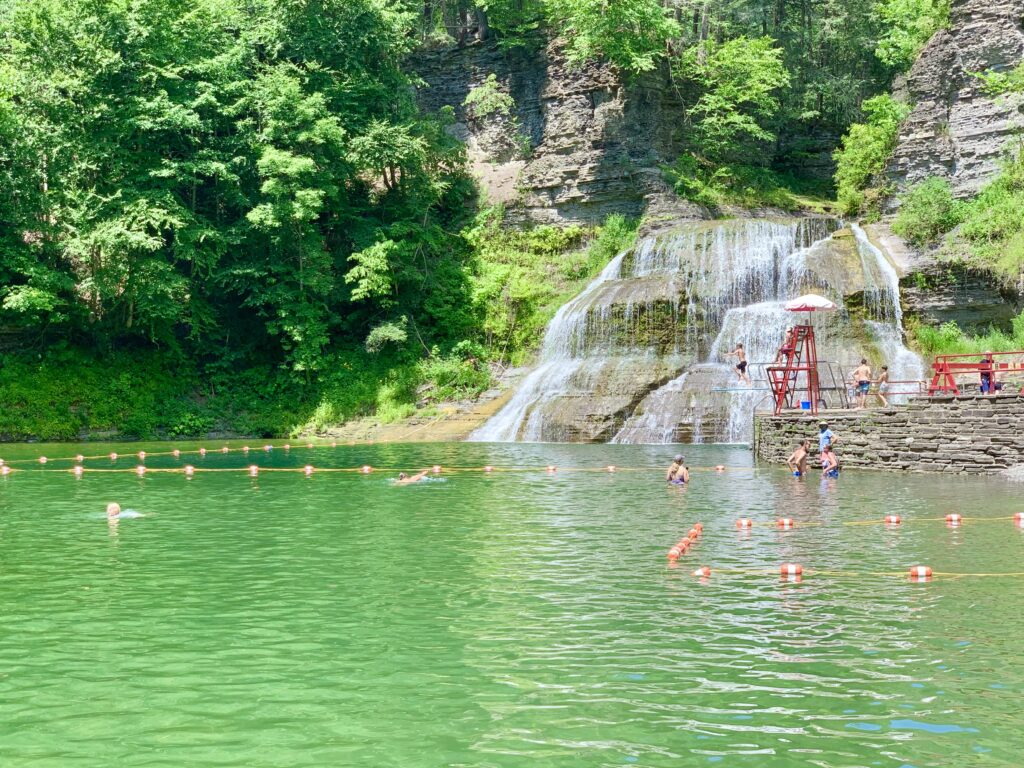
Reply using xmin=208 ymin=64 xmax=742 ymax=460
xmin=914 ymin=314 xmax=1024 ymax=356
xmin=833 ymin=95 xmax=912 ymax=214
xmin=874 ymin=0 xmax=950 ymax=69
xmin=545 ymin=0 xmax=680 ymax=73
xmin=467 ymin=210 xmax=637 ymax=365
xmin=956 ymin=150 xmax=1024 ymax=281
xmin=976 ymin=62 xmax=1024 ymax=96
xmin=666 ymin=156 xmax=817 ymax=211
xmin=676 ymin=38 xmax=790 ymax=162
xmin=463 ymin=74 xmax=516 ymax=119
xmin=892 ymin=177 xmax=964 ymax=246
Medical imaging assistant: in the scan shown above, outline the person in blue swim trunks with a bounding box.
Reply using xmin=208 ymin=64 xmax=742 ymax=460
xmin=786 ymin=439 xmax=810 ymax=477
xmin=666 ymin=454 xmax=689 ymax=484
xmin=821 ymin=445 xmax=839 ymax=478
xmin=851 ymin=358 xmax=872 ymax=409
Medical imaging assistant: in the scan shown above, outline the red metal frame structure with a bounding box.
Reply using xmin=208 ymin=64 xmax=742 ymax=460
xmin=766 ymin=324 xmax=821 ymax=415
xmin=928 ymin=351 xmax=1024 ymax=395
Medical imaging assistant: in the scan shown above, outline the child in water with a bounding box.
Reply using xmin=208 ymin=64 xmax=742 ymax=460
xmin=821 ymin=445 xmax=839 ymax=478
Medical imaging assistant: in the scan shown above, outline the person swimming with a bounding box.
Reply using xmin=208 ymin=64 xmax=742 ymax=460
xmin=666 ymin=455 xmax=689 ymax=484
xmin=396 ymin=470 xmax=430 ymax=485
xmin=105 ymin=502 xmax=144 ymax=519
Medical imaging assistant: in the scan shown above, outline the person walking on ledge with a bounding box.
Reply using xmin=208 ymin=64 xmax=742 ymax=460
xmin=851 ymin=358 xmax=872 ymax=409
xmin=786 ymin=439 xmax=810 ymax=477
xmin=874 ymin=366 xmax=890 ymax=407
xmin=725 ymin=343 xmax=751 ymax=386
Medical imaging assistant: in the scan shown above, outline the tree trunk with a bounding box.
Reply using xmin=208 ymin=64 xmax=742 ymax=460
xmin=475 ymin=7 xmax=489 ymax=41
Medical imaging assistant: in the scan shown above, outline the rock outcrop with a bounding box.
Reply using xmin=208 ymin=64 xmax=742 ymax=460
xmin=885 ymin=0 xmax=1024 ymax=199
xmin=414 ymin=40 xmax=698 ymax=226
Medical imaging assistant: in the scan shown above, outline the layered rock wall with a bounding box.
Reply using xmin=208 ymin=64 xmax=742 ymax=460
xmin=754 ymin=395 xmax=1024 ymax=474
xmin=414 ymin=41 xmax=699 ymax=226
xmin=885 ymin=0 xmax=1024 ymax=199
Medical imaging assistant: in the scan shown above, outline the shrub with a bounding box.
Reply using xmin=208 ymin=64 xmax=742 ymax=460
xmin=833 ymin=95 xmax=911 ymax=214
xmin=463 ymin=74 xmax=515 ymax=120
xmin=892 ymin=177 xmax=964 ymax=246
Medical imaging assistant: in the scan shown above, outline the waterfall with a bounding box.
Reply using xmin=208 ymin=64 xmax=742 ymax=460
xmin=850 ymin=224 xmax=925 ymax=401
xmin=471 ymin=219 xmax=838 ymax=443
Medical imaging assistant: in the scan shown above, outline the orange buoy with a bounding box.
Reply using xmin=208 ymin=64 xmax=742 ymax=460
xmin=483 ymin=465 xmax=494 ymax=473
xmin=946 ymin=513 xmax=963 ymax=526
xmin=1015 ymin=512 xmax=1024 ymax=526
xmin=221 ymin=447 xmax=229 ymax=454
xmin=173 ymin=449 xmax=181 ymax=458
xmin=667 ymin=546 xmax=683 ymax=560
xmin=109 ymin=452 xmax=118 ymax=460
xmin=331 ymin=441 xmax=338 ymax=448
xmin=607 ymin=465 xmax=616 ymax=473
xmin=306 ymin=443 xmax=313 ymax=449
xmin=75 ymin=454 xmax=84 ymax=463
xmin=432 ymin=465 xmax=442 ymax=474
xmin=909 ymin=565 xmax=933 ymax=580
xmin=1 ymin=466 xmax=11 ymax=475
xmin=199 ymin=448 xmax=207 ymax=456
xmin=283 ymin=444 xmax=290 ymax=451
xmin=73 ymin=465 xmax=84 ymax=476
xmin=777 ymin=518 xmax=794 ymax=529
xmin=692 ymin=566 xmax=711 ymax=578
xmin=303 ymin=465 xmax=314 ymax=476
xmin=136 ymin=465 xmax=146 ymax=476
xmin=884 ymin=515 xmax=901 ymax=525
xmin=780 ymin=563 xmax=803 ymax=577
xmin=242 ymin=446 xmax=249 ymax=453
xmin=736 ymin=518 xmax=753 ymax=529
xmin=546 ymin=465 xmax=556 ymax=473
xmin=138 ymin=451 xmax=146 ymax=460
xmin=184 ymin=465 xmax=195 ymax=476
xmin=39 ymin=456 xmax=47 ymax=464
xmin=687 ymin=528 xmax=699 ymax=541
xmin=693 ymin=522 xmax=703 ymax=532
xmin=714 ymin=465 xmax=725 ymax=472
xmin=360 ymin=465 xmax=372 ymax=474
xmin=248 ymin=465 xmax=259 ymax=477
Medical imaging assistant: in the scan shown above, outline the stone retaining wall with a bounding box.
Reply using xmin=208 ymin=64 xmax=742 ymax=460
xmin=753 ymin=395 xmax=1024 ymax=473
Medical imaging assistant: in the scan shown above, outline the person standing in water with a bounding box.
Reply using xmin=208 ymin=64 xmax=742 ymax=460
xmin=821 ymin=445 xmax=839 ymax=478
xmin=724 ymin=343 xmax=752 ymax=386
xmin=817 ymin=421 xmax=837 ymax=466
xmin=786 ymin=440 xmax=810 ymax=477
xmin=666 ymin=455 xmax=689 ymax=484
xmin=851 ymin=358 xmax=872 ymax=409
xmin=874 ymin=366 xmax=890 ymax=407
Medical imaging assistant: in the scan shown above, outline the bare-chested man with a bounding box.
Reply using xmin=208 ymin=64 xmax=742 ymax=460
xmin=396 ymin=470 xmax=430 ymax=485
xmin=725 ymin=343 xmax=751 ymax=386
xmin=786 ymin=439 xmax=810 ymax=477
xmin=851 ymin=358 xmax=872 ymax=409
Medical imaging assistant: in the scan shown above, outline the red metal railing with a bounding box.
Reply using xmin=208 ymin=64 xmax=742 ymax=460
xmin=928 ymin=351 xmax=1024 ymax=395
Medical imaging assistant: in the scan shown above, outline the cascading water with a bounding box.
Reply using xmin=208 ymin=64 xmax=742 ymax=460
xmin=472 ymin=217 xmax=923 ymax=444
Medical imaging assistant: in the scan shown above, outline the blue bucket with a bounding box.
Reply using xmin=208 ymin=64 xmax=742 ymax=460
xmin=800 ymin=400 xmax=811 ymax=410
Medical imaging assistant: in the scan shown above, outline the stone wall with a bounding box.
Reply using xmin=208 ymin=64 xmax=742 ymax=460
xmin=413 ymin=40 xmax=703 ymax=227
xmin=754 ymin=395 xmax=1024 ymax=474
xmin=885 ymin=0 xmax=1024 ymax=200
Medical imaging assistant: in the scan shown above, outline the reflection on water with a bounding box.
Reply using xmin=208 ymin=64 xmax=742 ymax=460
xmin=0 ymin=441 xmax=1022 ymax=766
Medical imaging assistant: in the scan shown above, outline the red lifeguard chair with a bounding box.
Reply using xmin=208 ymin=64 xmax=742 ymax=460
xmin=766 ymin=294 xmax=836 ymax=415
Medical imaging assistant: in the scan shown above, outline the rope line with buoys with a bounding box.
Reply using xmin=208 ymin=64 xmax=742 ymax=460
xmin=677 ymin=565 xmax=1024 ymax=581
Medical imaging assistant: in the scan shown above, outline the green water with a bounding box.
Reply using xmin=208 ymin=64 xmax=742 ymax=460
xmin=1 ymin=441 xmax=1023 ymax=767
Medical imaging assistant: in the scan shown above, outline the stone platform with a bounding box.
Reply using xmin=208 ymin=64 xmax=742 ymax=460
xmin=753 ymin=394 xmax=1024 ymax=474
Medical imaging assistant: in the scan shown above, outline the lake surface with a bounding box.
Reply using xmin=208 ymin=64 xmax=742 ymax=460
xmin=1 ymin=441 xmax=1022 ymax=767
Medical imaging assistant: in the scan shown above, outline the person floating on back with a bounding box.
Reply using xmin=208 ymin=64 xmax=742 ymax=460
xmin=786 ymin=439 xmax=810 ymax=477
xmin=666 ymin=454 xmax=689 ymax=484
xmin=817 ymin=421 xmax=837 ymax=466
xmin=851 ymin=358 xmax=872 ymax=409
xmin=724 ymin=343 xmax=751 ymax=386
xmin=874 ymin=365 xmax=890 ymax=407
xmin=821 ymin=445 xmax=839 ymax=478
xmin=396 ymin=470 xmax=429 ymax=485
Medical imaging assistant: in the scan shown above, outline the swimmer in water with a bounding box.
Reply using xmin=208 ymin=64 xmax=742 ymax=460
xmin=396 ymin=470 xmax=429 ymax=485
xmin=821 ymin=445 xmax=839 ymax=478
xmin=786 ymin=439 xmax=810 ymax=477
xmin=666 ymin=454 xmax=689 ymax=484
xmin=106 ymin=502 xmax=121 ymax=519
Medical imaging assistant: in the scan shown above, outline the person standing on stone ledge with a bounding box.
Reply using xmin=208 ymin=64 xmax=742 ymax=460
xmin=817 ymin=421 xmax=837 ymax=466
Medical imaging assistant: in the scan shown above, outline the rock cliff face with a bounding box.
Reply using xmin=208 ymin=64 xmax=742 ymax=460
xmin=885 ymin=0 xmax=1024 ymax=198
xmin=414 ymin=40 xmax=700 ymax=226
